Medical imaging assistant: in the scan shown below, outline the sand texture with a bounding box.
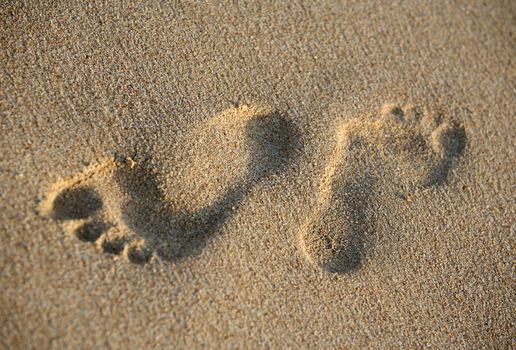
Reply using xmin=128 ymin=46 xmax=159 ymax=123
xmin=1 ymin=1 xmax=514 ymax=349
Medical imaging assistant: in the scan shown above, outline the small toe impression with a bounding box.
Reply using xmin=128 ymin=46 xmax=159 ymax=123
xmin=380 ymin=104 xmax=405 ymax=123
xmin=124 ymin=241 xmax=152 ymax=264
xmin=52 ymin=187 xmax=103 ymax=220
xmin=74 ymin=221 xmax=107 ymax=242
xmin=99 ymin=233 xmax=126 ymax=255
xmin=402 ymin=105 xmax=425 ymax=124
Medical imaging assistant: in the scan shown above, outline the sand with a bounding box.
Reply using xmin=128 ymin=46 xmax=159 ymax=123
xmin=0 ymin=1 xmax=514 ymax=349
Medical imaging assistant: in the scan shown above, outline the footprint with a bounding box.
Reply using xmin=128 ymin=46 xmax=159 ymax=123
xmin=299 ymin=104 xmax=467 ymax=273
xmin=39 ymin=105 xmax=301 ymax=264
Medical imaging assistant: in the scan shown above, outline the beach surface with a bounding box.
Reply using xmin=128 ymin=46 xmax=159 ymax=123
xmin=1 ymin=1 xmax=514 ymax=349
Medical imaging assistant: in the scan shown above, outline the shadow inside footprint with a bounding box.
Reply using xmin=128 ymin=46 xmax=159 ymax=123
xmin=425 ymin=125 xmax=467 ymax=187
xmin=246 ymin=111 xmax=302 ymax=179
xmin=74 ymin=220 xmax=110 ymax=242
xmin=52 ymin=187 xmax=103 ymax=220
xmin=115 ymin=164 xmax=249 ymax=261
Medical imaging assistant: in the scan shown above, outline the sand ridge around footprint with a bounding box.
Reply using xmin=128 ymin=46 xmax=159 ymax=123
xmin=299 ymin=104 xmax=467 ymax=273
xmin=39 ymin=105 xmax=301 ymax=264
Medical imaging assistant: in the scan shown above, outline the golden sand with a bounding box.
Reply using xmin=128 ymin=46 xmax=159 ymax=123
xmin=1 ymin=1 xmax=513 ymax=349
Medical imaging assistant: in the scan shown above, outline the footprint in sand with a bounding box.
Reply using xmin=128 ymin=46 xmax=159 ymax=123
xmin=39 ymin=105 xmax=300 ymax=264
xmin=300 ymin=104 xmax=467 ymax=273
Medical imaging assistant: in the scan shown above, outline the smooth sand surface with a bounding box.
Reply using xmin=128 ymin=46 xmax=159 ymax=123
xmin=1 ymin=1 xmax=514 ymax=349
